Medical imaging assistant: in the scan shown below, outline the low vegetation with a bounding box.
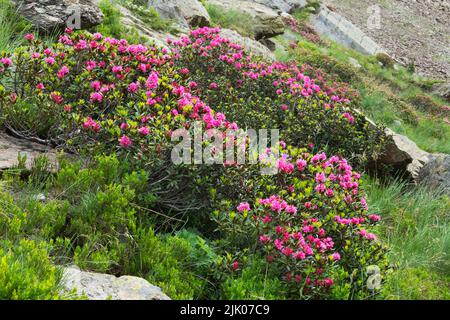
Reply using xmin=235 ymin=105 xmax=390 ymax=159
xmin=0 ymin=0 xmax=448 ymax=301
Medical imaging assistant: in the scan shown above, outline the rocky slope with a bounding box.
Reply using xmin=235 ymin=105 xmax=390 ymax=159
xmin=322 ymin=0 xmax=450 ymax=80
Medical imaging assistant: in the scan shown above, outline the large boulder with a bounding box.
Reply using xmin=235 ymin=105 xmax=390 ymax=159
xmin=209 ymin=0 xmax=285 ymax=40
xmin=63 ymin=266 xmax=170 ymax=300
xmin=219 ymin=29 xmax=275 ymax=60
xmin=251 ymin=0 xmax=307 ymax=13
xmin=377 ymin=128 xmax=431 ymax=180
xmin=114 ymin=2 xmax=174 ymax=49
xmin=417 ymin=154 xmax=450 ymax=193
xmin=0 ymin=132 xmax=57 ymax=170
xmin=431 ymin=82 xmax=450 ymax=103
xmin=147 ymin=0 xmax=210 ymax=29
xmin=13 ymin=0 xmax=103 ymax=32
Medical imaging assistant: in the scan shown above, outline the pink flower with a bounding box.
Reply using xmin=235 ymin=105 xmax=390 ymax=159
xmin=24 ymin=33 xmax=35 ymax=41
xmin=326 ymin=189 xmax=334 ymax=197
xmin=43 ymin=48 xmax=52 ymax=56
xmin=231 ymin=261 xmax=239 ymax=271
xmin=1 ymin=57 xmax=12 ymax=67
xmin=285 ymin=205 xmax=297 ymax=214
xmin=44 ymin=57 xmax=55 ymax=65
xmin=50 ymin=92 xmax=63 ymax=104
xmin=237 ymin=202 xmax=250 ymax=212
xmin=120 ymin=123 xmax=129 ymax=130
xmin=259 ymin=235 xmax=270 ymax=244
xmin=112 ymin=65 xmax=123 ymax=74
xmin=93 ymin=32 xmax=103 ymax=40
xmin=36 ymin=83 xmax=45 ymax=90
xmin=127 ymin=82 xmax=140 ymax=93
xmin=90 ymin=92 xmax=103 ymax=103
xmin=369 ymin=214 xmax=381 ymax=222
xmin=315 ymin=172 xmax=326 ymax=183
xmin=332 ymin=252 xmax=341 ymax=261
xmin=82 ymin=117 xmax=100 ymax=132
xmin=119 ymin=135 xmax=132 ymax=148
xmin=296 ymin=159 xmax=307 ymax=171
xmin=146 ymin=71 xmax=159 ymax=90
xmin=57 ymin=66 xmax=69 ymax=79
xmin=90 ymin=81 xmax=101 ymax=91
xmin=138 ymin=126 xmax=150 ymax=136
xmin=209 ymin=82 xmax=218 ymax=90
xmin=323 ymin=278 xmax=334 ymax=287
xmin=343 ymin=112 xmax=355 ymax=124
xmin=315 ymin=183 xmax=326 ymax=193
xmin=188 ymin=81 xmax=198 ymax=89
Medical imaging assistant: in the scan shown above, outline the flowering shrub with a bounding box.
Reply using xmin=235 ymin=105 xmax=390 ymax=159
xmin=168 ymin=27 xmax=384 ymax=165
xmin=0 ymin=30 xmax=234 ymax=149
xmin=214 ymin=146 xmax=389 ymax=299
xmin=0 ymin=28 xmax=388 ymax=300
xmin=0 ymin=29 xmax=240 ymax=218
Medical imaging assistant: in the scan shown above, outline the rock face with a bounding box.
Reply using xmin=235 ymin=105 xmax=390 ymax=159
xmin=375 ymin=129 xmax=450 ymax=194
xmin=417 ymin=154 xmax=450 ymax=193
xmin=113 ymin=1 xmax=174 ymax=49
xmin=63 ymin=266 xmax=170 ymax=300
xmin=209 ymin=0 xmax=285 ymax=40
xmin=322 ymin=0 xmax=450 ymax=80
xmin=220 ymin=29 xmax=275 ymax=60
xmin=0 ymin=132 xmax=57 ymax=170
xmin=147 ymin=0 xmax=210 ymax=28
xmin=251 ymin=0 xmax=307 ymax=13
xmin=13 ymin=0 xmax=103 ymax=32
xmin=378 ymin=128 xmax=430 ymax=180
xmin=431 ymin=82 xmax=450 ymax=103
xmin=312 ymin=5 xmax=384 ymax=55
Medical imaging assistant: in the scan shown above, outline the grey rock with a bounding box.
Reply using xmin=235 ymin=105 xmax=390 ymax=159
xmin=0 ymin=132 xmax=57 ymax=171
xmin=63 ymin=266 xmax=171 ymax=300
xmin=251 ymin=0 xmax=307 ymax=13
xmin=209 ymin=0 xmax=285 ymax=39
xmin=417 ymin=154 xmax=450 ymax=193
xmin=219 ymin=29 xmax=275 ymax=60
xmin=13 ymin=0 xmax=103 ymax=32
xmin=431 ymin=82 xmax=450 ymax=102
xmin=348 ymin=57 xmax=362 ymax=69
xmin=312 ymin=5 xmax=385 ymax=56
xmin=147 ymin=0 xmax=210 ymax=28
xmin=117 ymin=2 xmax=175 ymax=49
xmin=378 ymin=128 xmax=430 ymax=180
xmin=258 ymin=38 xmax=276 ymax=51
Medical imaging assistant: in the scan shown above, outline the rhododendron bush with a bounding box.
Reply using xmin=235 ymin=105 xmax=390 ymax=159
xmin=168 ymin=27 xmax=385 ymax=165
xmin=0 ymin=28 xmax=389 ymax=299
xmin=0 ymin=30 xmax=232 ymax=153
xmin=0 ymin=30 xmax=235 ymax=219
xmin=214 ymin=146 xmax=388 ymax=299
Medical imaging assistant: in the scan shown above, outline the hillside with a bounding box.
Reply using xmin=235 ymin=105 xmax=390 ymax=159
xmin=323 ymin=0 xmax=450 ymax=80
xmin=0 ymin=0 xmax=448 ymax=302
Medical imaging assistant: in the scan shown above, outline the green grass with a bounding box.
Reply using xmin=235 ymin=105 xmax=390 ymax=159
xmin=365 ymin=177 xmax=450 ymax=299
xmin=118 ymin=0 xmax=178 ymax=34
xmin=0 ymin=0 xmax=31 ymax=52
xmin=96 ymin=0 xmax=146 ymax=44
xmin=205 ymin=3 xmax=255 ymax=38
